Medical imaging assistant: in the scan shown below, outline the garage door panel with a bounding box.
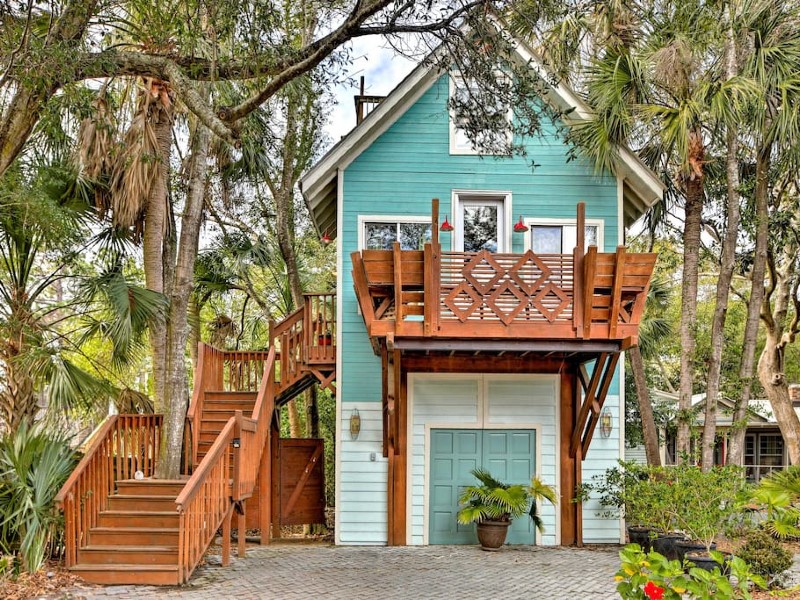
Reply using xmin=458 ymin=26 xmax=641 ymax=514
xmin=429 ymin=429 xmax=536 ymax=545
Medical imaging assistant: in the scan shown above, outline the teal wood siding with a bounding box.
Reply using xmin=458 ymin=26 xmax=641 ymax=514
xmin=336 ymin=73 xmax=624 ymax=545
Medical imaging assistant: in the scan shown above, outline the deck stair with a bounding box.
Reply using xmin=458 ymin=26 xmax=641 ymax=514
xmin=55 ymin=293 xmax=336 ymax=585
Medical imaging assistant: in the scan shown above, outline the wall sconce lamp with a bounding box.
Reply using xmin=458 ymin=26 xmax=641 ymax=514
xmin=439 ymin=215 xmax=454 ymax=232
xmin=349 ymin=408 xmax=361 ymax=440
xmin=513 ymin=215 xmax=529 ymax=233
xmin=232 ymin=437 xmax=241 ymax=448
xmin=599 ymin=408 xmax=613 ymax=438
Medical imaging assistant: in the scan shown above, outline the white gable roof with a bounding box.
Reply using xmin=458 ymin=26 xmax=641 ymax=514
xmin=300 ymin=34 xmax=665 ymax=238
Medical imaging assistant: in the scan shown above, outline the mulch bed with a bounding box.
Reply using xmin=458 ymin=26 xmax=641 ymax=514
xmin=0 ymin=564 xmax=81 ymax=600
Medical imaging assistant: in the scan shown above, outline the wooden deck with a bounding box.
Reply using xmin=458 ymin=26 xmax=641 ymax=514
xmin=352 ymin=244 xmax=656 ymax=348
xmin=55 ymin=294 xmax=335 ymax=585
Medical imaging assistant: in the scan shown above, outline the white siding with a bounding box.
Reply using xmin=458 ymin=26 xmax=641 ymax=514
xmin=625 ymin=444 xmax=648 ymax=464
xmin=409 ymin=374 xmax=559 ymax=546
xmin=581 ymin=390 xmax=625 ymax=543
xmin=338 ymin=401 xmax=387 ymax=544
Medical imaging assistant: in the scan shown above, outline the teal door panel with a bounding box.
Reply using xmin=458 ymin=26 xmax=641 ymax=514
xmin=428 ymin=429 xmax=536 ymax=545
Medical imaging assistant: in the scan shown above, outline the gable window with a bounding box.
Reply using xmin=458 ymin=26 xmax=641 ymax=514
xmin=361 ymin=218 xmax=431 ymax=251
xmin=526 ymin=219 xmax=603 ymax=254
xmin=449 ymin=76 xmax=512 ymax=155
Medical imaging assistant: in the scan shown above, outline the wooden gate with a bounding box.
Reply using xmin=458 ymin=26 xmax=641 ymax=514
xmin=275 ymin=438 xmax=326 ymax=527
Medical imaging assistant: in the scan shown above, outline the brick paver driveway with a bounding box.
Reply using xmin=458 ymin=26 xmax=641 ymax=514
xmin=60 ymin=543 xmax=622 ymax=599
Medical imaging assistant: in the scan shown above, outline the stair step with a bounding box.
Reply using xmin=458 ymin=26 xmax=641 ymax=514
xmin=89 ymin=526 xmax=179 ymax=546
xmin=116 ymin=479 xmax=186 ymax=496
xmin=78 ymin=545 xmax=178 ymax=565
xmin=97 ymin=510 xmax=179 ymax=529
xmin=70 ymin=564 xmax=181 ymax=586
xmin=107 ymin=494 xmax=178 ymax=512
xmin=201 ymin=404 xmax=256 ymax=415
xmin=204 ymin=391 xmax=258 ymax=400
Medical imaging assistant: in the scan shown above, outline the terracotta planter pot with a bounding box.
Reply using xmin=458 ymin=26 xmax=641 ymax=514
xmin=476 ymin=520 xmax=511 ymax=551
xmin=318 ymin=334 xmax=332 ymax=346
xmin=651 ymin=533 xmax=685 ymax=560
xmin=685 ymin=550 xmax=731 ymax=575
xmin=675 ymin=540 xmax=716 ymax=563
xmin=627 ymin=526 xmax=656 ymax=552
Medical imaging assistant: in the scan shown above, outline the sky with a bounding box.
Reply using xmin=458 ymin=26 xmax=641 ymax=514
xmin=325 ymin=38 xmax=419 ymax=144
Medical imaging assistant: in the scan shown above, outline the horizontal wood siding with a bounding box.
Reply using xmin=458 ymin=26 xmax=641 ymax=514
xmin=338 ymin=402 xmax=387 ymax=544
xmin=581 ymin=362 xmax=624 ymax=543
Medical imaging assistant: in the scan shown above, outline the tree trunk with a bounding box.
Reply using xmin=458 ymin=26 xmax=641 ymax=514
xmin=145 ymin=97 xmax=173 ymax=418
xmin=628 ymin=345 xmax=661 ymax=466
xmin=155 ymin=121 xmax=211 ymax=479
xmin=728 ymin=145 xmax=770 ymax=465
xmin=676 ymin=129 xmax=705 ymax=462
xmin=758 ymin=336 xmax=800 ymax=465
xmin=307 ymin=385 xmax=319 ymax=439
xmin=701 ymin=90 xmax=741 ymax=470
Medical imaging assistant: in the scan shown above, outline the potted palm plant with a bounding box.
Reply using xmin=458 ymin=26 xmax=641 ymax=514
xmin=457 ymin=468 xmax=557 ymax=551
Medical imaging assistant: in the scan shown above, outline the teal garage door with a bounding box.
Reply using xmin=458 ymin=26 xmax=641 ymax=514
xmin=428 ymin=429 xmax=536 ymax=545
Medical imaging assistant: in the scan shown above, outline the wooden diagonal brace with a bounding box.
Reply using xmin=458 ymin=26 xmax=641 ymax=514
xmin=581 ymin=352 xmax=620 ymax=457
xmin=570 ymin=353 xmax=607 ymax=457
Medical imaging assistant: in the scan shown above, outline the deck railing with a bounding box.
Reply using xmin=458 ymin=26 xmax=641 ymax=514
xmin=54 ymin=414 xmax=163 ymax=567
xmin=186 ymin=343 xmax=270 ymax=466
xmin=176 ymin=347 xmax=277 ymax=582
xmin=352 ymin=242 xmax=656 ymax=343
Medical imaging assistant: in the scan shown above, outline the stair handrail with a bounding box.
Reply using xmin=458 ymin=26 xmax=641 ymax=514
xmin=55 ymin=414 xmax=163 ymax=567
xmin=175 ymin=416 xmax=236 ymax=583
xmin=232 ymin=346 xmax=276 ymax=501
xmin=270 ymin=307 xmax=305 ymax=395
xmin=186 ymin=342 xmax=210 ymax=467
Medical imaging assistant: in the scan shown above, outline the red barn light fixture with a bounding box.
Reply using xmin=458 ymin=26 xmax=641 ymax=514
xmin=440 ymin=215 xmax=454 ymax=232
xmin=513 ymin=215 xmax=529 ymax=233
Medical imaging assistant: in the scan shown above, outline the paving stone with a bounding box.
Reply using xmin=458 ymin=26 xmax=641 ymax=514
xmin=56 ymin=544 xmax=623 ymax=599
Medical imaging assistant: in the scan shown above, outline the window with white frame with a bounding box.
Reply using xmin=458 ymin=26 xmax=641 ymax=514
xmin=526 ymin=219 xmax=603 ymax=254
xmin=449 ymin=76 xmax=512 ymax=155
xmin=361 ymin=218 xmax=432 ymax=251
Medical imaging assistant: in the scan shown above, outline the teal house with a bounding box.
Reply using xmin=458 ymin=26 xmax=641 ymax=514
xmin=301 ymin=35 xmax=663 ymax=547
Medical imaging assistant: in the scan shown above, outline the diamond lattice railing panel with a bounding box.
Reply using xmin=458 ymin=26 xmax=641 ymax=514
xmin=439 ymin=251 xmax=575 ymax=325
xmin=485 ymin=280 xmax=530 ymax=325
xmin=509 ymin=250 xmax=551 ymax=296
xmin=463 ymin=250 xmax=506 ymax=295
xmin=444 ymin=281 xmax=484 ymax=322
xmin=531 ymin=282 xmax=572 ymax=323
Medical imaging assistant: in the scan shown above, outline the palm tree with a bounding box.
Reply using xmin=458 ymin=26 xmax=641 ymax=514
xmin=0 ymin=162 xmax=164 ymax=434
xmin=565 ymin=0 xmax=739 ymax=461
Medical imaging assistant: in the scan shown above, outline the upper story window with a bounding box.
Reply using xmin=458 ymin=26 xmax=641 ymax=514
xmin=361 ymin=217 xmax=432 ymax=251
xmin=526 ymin=219 xmax=603 ymax=254
xmin=449 ymin=76 xmax=512 ymax=155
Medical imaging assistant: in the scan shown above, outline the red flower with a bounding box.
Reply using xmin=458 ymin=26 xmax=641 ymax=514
xmin=644 ymin=581 xmax=665 ymax=600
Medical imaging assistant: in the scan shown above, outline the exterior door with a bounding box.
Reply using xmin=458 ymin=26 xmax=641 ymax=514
xmin=276 ymin=438 xmax=326 ymax=526
xmin=428 ymin=429 xmax=536 ymax=545
xmin=455 ymin=196 xmax=506 ymax=253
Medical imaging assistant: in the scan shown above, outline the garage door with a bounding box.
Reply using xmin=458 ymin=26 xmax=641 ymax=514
xmin=428 ymin=429 xmax=536 ymax=545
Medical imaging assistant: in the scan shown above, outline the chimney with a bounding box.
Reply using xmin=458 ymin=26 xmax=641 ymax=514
xmin=354 ymin=76 xmax=386 ymax=125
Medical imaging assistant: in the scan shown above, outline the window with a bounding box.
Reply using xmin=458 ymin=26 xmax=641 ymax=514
xmin=453 ymin=192 xmax=509 ymax=253
xmin=361 ymin=219 xmax=431 ymax=251
xmin=449 ymin=76 xmax=511 ymax=155
xmin=526 ymin=219 xmax=603 ymax=254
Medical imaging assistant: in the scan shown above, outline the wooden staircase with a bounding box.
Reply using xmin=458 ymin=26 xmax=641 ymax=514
xmin=55 ymin=293 xmax=336 ymax=585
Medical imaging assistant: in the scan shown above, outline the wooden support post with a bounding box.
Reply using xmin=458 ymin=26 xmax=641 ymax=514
xmin=582 ymin=246 xmax=597 ymax=339
xmin=222 ymin=506 xmax=232 ymax=567
xmin=391 ymin=357 xmax=407 ymax=545
xmin=431 ymin=197 xmax=439 ymax=249
xmin=393 ymin=241 xmax=404 ymax=334
xmin=560 ymin=368 xmax=578 ymax=545
xmin=271 ymin=426 xmax=281 ymax=539
xmin=609 ymin=246 xmax=626 ymax=338
xmin=238 ymin=509 xmax=246 ymax=557
xmin=258 ymin=426 xmax=271 ymax=544
xmin=574 ymin=202 xmax=586 ymax=336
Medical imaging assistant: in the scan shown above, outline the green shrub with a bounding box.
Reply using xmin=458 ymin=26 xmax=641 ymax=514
xmin=736 ymin=529 xmax=793 ymax=581
xmin=616 ymin=544 xmax=765 ymax=599
xmin=0 ymin=423 xmax=78 ymax=574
